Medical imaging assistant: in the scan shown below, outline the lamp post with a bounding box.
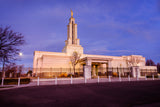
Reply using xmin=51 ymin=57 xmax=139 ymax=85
xmin=119 ymin=64 xmax=122 ymax=82
xmin=36 ymin=58 xmax=41 ymax=77
xmin=18 ymin=52 xmax=23 ymax=78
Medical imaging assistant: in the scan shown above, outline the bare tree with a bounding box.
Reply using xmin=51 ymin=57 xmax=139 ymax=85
xmin=145 ymin=59 xmax=156 ymax=66
xmin=70 ymin=51 xmax=81 ymax=75
xmin=157 ymin=63 xmax=160 ymax=73
xmin=0 ymin=26 xmax=25 ymax=77
xmin=5 ymin=63 xmax=17 ymax=78
xmin=18 ymin=65 xmax=24 ymax=77
xmin=126 ymin=56 xmax=141 ymax=67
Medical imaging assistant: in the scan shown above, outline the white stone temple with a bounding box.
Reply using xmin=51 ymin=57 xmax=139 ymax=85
xmin=33 ymin=10 xmax=157 ymax=78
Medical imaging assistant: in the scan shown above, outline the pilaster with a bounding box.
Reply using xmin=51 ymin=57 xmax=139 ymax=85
xmin=84 ymin=59 xmax=92 ymax=79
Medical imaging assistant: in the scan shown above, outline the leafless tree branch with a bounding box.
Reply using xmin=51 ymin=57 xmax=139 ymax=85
xmin=0 ymin=26 xmax=25 ymax=77
xmin=70 ymin=51 xmax=81 ymax=75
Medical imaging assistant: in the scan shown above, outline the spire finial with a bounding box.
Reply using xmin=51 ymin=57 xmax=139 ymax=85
xmin=71 ymin=9 xmax=73 ymax=17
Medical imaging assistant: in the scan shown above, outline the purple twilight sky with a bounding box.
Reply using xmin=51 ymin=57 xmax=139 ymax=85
xmin=0 ymin=0 xmax=160 ymax=67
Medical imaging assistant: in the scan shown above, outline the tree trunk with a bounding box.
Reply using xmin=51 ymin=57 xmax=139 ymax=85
xmin=73 ymin=65 xmax=75 ymax=75
xmin=2 ymin=60 xmax=5 ymax=78
xmin=14 ymin=66 xmax=18 ymax=78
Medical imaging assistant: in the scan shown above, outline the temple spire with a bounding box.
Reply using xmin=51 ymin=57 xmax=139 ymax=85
xmin=71 ymin=10 xmax=73 ymax=17
xmin=62 ymin=10 xmax=83 ymax=55
xmin=64 ymin=10 xmax=79 ymax=45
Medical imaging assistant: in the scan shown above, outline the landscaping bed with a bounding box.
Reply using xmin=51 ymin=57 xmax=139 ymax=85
xmin=0 ymin=78 xmax=30 ymax=85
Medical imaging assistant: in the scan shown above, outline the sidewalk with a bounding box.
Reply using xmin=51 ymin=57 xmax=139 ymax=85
xmin=0 ymin=77 xmax=160 ymax=91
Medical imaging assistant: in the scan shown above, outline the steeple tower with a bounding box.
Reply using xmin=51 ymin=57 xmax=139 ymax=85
xmin=66 ymin=10 xmax=79 ymax=45
xmin=62 ymin=10 xmax=83 ymax=55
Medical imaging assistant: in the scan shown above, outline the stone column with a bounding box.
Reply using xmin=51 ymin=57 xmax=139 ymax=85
xmin=108 ymin=61 xmax=112 ymax=68
xmin=92 ymin=65 xmax=96 ymax=76
xmin=84 ymin=59 xmax=91 ymax=79
xmin=108 ymin=61 xmax=112 ymax=76
xmin=131 ymin=66 xmax=140 ymax=78
xmin=101 ymin=64 xmax=106 ymax=74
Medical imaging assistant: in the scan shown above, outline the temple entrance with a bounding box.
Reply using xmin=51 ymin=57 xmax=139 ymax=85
xmin=91 ymin=62 xmax=109 ymax=77
xmin=80 ymin=57 xmax=112 ymax=79
xmin=92 ymin=63 xmax=100 ymax=76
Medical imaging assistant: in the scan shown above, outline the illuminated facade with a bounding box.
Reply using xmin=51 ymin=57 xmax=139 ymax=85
xmin=33 ymin=11 xmax=157 ymax=78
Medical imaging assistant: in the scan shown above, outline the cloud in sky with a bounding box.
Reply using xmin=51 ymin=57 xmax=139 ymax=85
xmin=0 ymin=0 xmax=160 ymax=67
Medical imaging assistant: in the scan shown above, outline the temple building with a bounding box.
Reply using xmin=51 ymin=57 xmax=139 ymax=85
xmin=33 ymin=10 xmax=157 ymax=78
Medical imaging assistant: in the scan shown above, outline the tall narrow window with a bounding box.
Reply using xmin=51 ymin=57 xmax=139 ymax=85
xmin=72 ymin=21 xmax=74 ymax=44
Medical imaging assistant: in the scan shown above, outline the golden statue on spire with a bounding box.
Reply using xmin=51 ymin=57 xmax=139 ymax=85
xmin=71 ymin=9 xmax=73 ymax=17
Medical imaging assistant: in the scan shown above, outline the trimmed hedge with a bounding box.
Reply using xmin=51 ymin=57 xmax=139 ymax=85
xmin=0 ymin=78 xmax=30 ymax=85
xmin=73 ymin=72 xmax=83 ymax=77
xmin=146 ymin=75 xmax=158 ymax=78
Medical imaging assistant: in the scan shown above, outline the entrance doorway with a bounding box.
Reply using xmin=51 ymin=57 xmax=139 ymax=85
xmin=79 ymin=57 xmax=112 ymax=79
xmin=92 ymin=62 xmax=101 ymax=76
